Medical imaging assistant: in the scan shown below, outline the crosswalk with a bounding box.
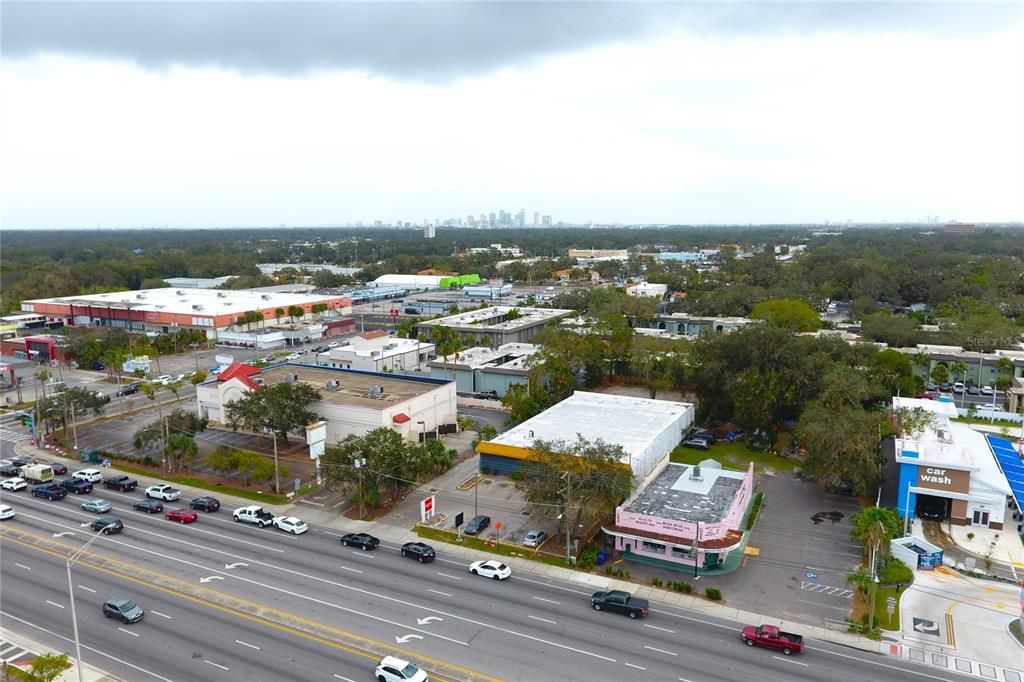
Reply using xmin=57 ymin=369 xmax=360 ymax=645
xmin=0 ymin=427 xmax=32 ymax=444
xmin=0 ymin=636 xmax=36 ymax=665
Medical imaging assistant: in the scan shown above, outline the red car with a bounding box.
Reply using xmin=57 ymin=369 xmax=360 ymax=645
xmin=165 ymin=508 xmax=199 ymax=524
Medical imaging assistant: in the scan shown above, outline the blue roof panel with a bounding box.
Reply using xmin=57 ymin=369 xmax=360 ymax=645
xmin=985 ymin=434 xmax=1024 ymax=510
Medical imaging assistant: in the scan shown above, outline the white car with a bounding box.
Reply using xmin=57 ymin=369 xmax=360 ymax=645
xmin=152 ymin=374 xmax=173 ymax=386
xmin=73 ymin=468 xmax=103 ymax=483
xmin=375 ymin=656 xmax=427 ymax=682
xmin=285 ymin=352 xmax=301 ymax=360
xmin=0 ymin=504 xmax=14 ymax=520
xmin=979 ymin=404 xmax=996 ymax=411
xmin=981 ymin=385 xmax=994 ymax=395
xmin=273 ymin=516 xmax=308 ymax=535
xmin=469 ymin=559 xmax=511 ymax=580
xmin=145 ymin=484 xmax=182 ymax=501
xmin=1 ymin=477 xmax=28 ymax=492
xmin=326 ymin=341 xmax=339 ymax=349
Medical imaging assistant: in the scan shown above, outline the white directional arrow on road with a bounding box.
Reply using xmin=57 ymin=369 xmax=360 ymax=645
xmin=913 ymin=620 xmax=939 ymax=633
xmin=200 ymin=576 xmax=224 ymax=584
xmin=395 ymin=634 xmax=424 ymax=644
xmin=224 ymin=562 xmax=249 ymax=570
xmin=52 ymin=532 xmax=74 ymax=538
xmin=416 ymin=616 xmax=443 ymax=625
xmin=80 ymin=522 xmax=92 ymax=527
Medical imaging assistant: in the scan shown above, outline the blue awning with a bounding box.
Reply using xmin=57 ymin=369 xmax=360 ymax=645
xmin=985 ymin=434 xmax=1024 ymax=511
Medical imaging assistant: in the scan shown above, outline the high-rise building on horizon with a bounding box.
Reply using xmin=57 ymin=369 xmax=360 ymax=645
xmin=533 ymin=212 xmax=540 ymax=226
xmin=541 ymin=215 xmax=552 ymax=227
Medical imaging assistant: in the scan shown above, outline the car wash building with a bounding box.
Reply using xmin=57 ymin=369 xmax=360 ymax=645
xmin=892 ymin=396 xmax=1020 ymax=530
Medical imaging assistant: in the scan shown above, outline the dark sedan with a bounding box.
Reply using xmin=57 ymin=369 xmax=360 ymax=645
xmin=189 ymin=496 xmax=220 ymax=512
xmin=400 ymin=542 xmax=435 ymax=563
xmin=132 ymin=499 xmax=163 ymax=514
xmin=340 ymin=532 xmax=380 ymax=551
xmin=90 ymin=517 xmax=124 ymax=535
xmin=45 ymin=461 xmax=69 ymax=475
xmin=61 ymin=479 xmax=94 ymax=495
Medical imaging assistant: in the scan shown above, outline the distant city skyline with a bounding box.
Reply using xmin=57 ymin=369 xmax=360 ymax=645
xmin=1 ymin=3 xmax=1021 ymax=229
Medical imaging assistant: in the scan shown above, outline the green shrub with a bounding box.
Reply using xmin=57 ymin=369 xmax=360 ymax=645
xmin=651 ymin=576 xmax=663 ymax=587
xmin=745 ymin=491 xmax=765 ymax=531
xmin=604 ymin=565 xmax=615 ymax=576
xmin=879 ymin=558 xmax=913 ymax=585
xmin=577 ymin=546 xmax=599 ymax=570
xmin=704 ymin=587 xmax=722 ymax=601
xmin=510 ymin=470 xmax=525 ymax=481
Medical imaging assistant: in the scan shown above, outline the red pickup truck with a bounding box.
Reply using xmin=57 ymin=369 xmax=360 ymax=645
xmin=741 ymin=624 xmax=804 ymax=655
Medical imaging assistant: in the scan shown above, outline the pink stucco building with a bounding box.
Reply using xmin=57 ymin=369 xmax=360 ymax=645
xmin=603 ymin=459 xmax=754 ymax=572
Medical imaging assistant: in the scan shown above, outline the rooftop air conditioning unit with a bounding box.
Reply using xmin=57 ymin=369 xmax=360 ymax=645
xmin=136 ymin=293 xmax=145 ymax=300
xmin=261 ymin=294 xmax=271 ymax=300
xmin=325 ymin=380 xmax=340 ymax=391
xmin=192 ymin=304 xmax=204 ymax=311
xmin=176 ymin=291 xmax=185 ymax=296
xmin=690 ymin=465 xmax=703 ymax=481
xmin=217 ymin=292 xmax=227 ymax=298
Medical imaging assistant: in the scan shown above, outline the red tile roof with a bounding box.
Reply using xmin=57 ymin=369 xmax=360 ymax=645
xmin=217 ymin=363 xmax=261 ymax=383
xmin=392 ymin=413 xmax=411 ymax=424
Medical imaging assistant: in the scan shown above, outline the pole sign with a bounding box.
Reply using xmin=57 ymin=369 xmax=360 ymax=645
xmin=391 ymin=309 xmax=399 ymax=318
xmin=454 ymin=512 xmax=464 ymax=528
xmin=420 ymin=495 xmax=436 ymax=523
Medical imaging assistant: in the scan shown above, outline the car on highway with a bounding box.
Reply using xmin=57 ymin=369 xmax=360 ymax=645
xmin=981 ymin=385 xmax=994 ymax=395
xmin=145 ymin=484 xmax=182 ymax=501
xmin=72 ymin=468 xmax=103 ymax=483
xmin=741 ymin=624 xmax=804 ymax=655
xmin=979 ymin=404 xmax=996 ymax=412
xmin=1 ymin=477 xmax=27 ymax=492
xmin=81 ymin=499 xmax=113 ymax=514
xmin=90 ymin=516 xmax=124 ymax=535
xmin=43 ymin=461 xmax=69 ymax=475
xmin=61 ymin=479 xmax=94 ymax=495
xmin=165 ymin=508 xmax=198 ymax=524
xmin=132 ymin=499 xmax=164 ymax=514
xmin=469 ymin=559 xmax=511 ymax=580
xmin=31 ymin=483 xmax=67 ymax=500
xmin=591 ymin=590 xmax=649 ymax=619
xmin=233 ymin=505 xmax=276 ymax=527
xmin=273 ymin=516 xmax=308 ymax=535
xmin=284 ymin=352 xmax=301 ymax=360
xmin=522 ymin=529 xmax=548 ymax=548
xmin=340 ymin=532 xmax=379 ymax=550
xmin=103 ymin=475 xmax=138 ymax=492
xmin=11 ymin=456 xmax=34 ymax=467
xmin=116 ymin=382 xmax=141 ymax=397
xmin=189 ymin=496 xmax=220 ymax=512
xmin=0 ymin=464 xmax=21 ymax=478
xmin=463 ymin=514 xmax=491 ymax=535
xmin=400 ymin=542 xmax=436 ymax=563
xmin=0 ymin=504 xmax=14 ymax=520
xmin=102 ymin=597 xmax=144 ymax=624
xmin=375 ymin=656 xmax=427 ymax=682
xmin=93 ymin=391 xmax=111 ymax=404
xmin=151 ymin=374 xmax=173 ymax=386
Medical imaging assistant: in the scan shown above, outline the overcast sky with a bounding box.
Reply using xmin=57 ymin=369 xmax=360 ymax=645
xmin=2 ymin=1 xmax=1022 ymax=228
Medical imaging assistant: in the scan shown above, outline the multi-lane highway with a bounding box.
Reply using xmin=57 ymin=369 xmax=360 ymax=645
xmin=1 ymin=477 xmax=980 ymax=682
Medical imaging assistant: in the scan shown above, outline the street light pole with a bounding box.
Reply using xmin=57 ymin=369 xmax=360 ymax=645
xmin=354 ymin=456 xmax=366 ymax=519
xmin=67 ymin=529 xmax=106 ymax=682
xmin=693 ymin=521 xmax=701 ymax=579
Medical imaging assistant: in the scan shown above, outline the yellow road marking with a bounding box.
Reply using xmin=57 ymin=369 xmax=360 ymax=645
xmin=1 ymin=530 xmax=501 ymax=682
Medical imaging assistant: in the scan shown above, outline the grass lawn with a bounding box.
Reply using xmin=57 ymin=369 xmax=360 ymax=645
xmin=415 ymin=525 xmax=574 ymax=569
xmin=670 ymin=441 xmax=800 ymax=473
xmin=109 ymin=462 xmax=291 ymax=505
xmin=850 ymin=582 xmax=905 ymax=637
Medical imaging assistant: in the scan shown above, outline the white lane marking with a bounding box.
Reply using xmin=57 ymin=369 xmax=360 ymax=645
xmin=117 ymin=627 xmax=140 ymax=637
xmin=679 ymin=678 xmax=695 ymax=682
xmin=76 ymin=585 xmax=96 ymax=593
xmin=340 ymin=566 xmax=363 ymax=574
xmin=45 ymin=600 xmax=64 ymax=609
xmin=235 ymin=640 xmax=260 ymax=650
xmin=436 ymin=572 xmax=463 ymax=580
xmin=428 ymin=589 xmax=452 ymax=597
xmin=349 ymin=551 xmax=375 ymax=559
xmin=532 ymin=596 xmax=560 ymax=605
xmin=772 ymin=656 xmax=808 ymax=666
xmin=644 ymin=645 xmax=677 ymax=657
xmin=624 ymin=663 xmax=646 ymax=670
xmin=322 ymin=531 xmax=344 ymax=537
xmin=204 ymin=660 xmax=229 ymax=671
xmin=15 ymin=563 xmax=32 ymax=571
xmin=333 ymin=675 xmax=358 ymax=682
xmin=150 ymin=611 xmax=172 ymax=619
xmin=643 ymin=624 xmax=675 ymax=634
xmin=528 ymin=615 xmax=556 ymax=624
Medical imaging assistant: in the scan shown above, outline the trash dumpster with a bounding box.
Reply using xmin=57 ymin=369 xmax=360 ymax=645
xmin=596 ymin=550 xmax=608 ymax=566
xmin=80 ymin=450 xmax=102 ymax=464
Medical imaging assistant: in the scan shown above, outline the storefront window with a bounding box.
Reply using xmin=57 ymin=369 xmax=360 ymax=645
xmin=642 ymin=541 xmax=665 ymax=554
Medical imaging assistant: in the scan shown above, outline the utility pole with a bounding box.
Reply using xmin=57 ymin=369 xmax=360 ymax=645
xmin=565 ymin=473 xmax=573 ymax=564
xmin=272 ymin=432 xmax=280 ymax=494
xmin=354 ymin=456 xmax=366 ymax=518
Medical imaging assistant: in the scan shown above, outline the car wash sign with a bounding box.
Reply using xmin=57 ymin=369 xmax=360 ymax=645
xmin=917 ymin=467 xmax=969 ymax=493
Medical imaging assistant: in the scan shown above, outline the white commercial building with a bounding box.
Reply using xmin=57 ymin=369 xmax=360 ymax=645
xmin=320 ymin=331 xmax=434 ymax=374
xmin=369 ymin=274 xmax=445 ymax=290
xmin=626 ymin=282 xmax=669 ymax=299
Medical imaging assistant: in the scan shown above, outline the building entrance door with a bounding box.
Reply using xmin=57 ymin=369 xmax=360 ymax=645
xmin=972 ymin=510 xmax=989 ymax=526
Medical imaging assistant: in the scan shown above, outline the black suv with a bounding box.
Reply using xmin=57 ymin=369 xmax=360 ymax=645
xmin=189 ymin=496 xmax=220 ymax=512
xmin=91 ymin=517 xmax=124 ymax=535
xmin=103 ymin=475 xmax=138 ymax=492
xmin=0 ymin=464 xmax=21 ymax=478
xmin=116 ymin=382 xmax=141 ymax=397
xmin=61 ymin=479 xmax=94 ymax=495
xmin=400 ymin=542 xmax=436 ymax=563
xmin=32 ymin=483 xmax=67 ymax=500
xmin=464 ymin=515 xmax=491 ymax=535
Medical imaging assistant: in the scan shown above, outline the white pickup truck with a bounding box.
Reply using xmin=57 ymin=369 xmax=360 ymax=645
xmin=232 ymin=506 xmax=276 ymax=528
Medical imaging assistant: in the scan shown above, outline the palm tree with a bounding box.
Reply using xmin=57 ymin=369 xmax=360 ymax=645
xmin=911 ymin=352 xmax=931 ymax=384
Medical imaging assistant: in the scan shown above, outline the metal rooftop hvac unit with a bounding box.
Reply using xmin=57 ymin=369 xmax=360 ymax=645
xmin=690 ymin=465 xmax=703 ymax=481
xmin=325 ymin=379 xmax=340 ymax=392
xmin=284 ymin=373 xmax=300 ymax=383
xmin=261 ymin=294 xmax=271 ymax=300
xmin=367 ymin=384 xmax=385 ymax=398
xmin=217 ymin=292 xmax=227 ymax=298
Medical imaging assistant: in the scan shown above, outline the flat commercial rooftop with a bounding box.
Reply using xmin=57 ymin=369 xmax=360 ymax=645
xmin=623 ymin=461 xmax=745 ymax=524
xmin=25 ymin=288 xmax=341 ymax=318
xmin=429 ymin=343 xmax=539 ymax=371
xmin=417 ymin=306 xmax=574 ymax=332
xmin=260 ymin=363 xmax=449 ymax=408
xmin=489 ymin=391 xmax=692 ymax=458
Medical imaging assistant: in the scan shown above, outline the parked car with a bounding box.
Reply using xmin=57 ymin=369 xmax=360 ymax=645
xmin=81 ymin=499 xmax=113 ymax=514
xmin=979 ymin=404 xmax=997 ymax=412
xmin=102 ymin=597 xmax=144 ymax=624
xmin=469 ymin=559 xmax=511 ymax=580
xmin=926 ymin=382 xmax=938 ymax=391
xmin=400 ymin=542 xmax=436 ymax=563
xmin=103 ymin=475 xmax=138 ymax=492
xmin=1 ymin=477 xmax=27 ymax=492
xmin=232 ymin=505 xmax=276 ymax=527
xmin=681 ymin=438 xmax=710 ymax=450
xmin=31 ymin=483 xmax=67 ymax=500
xmin=913 ymin=392 xmax=937 ymax=400
xmin=741 ymin=624 xmax=804 ymax=655
xmin=952 ymin=382 xmax=965 ymax=393
xmin=93 ymin=391 xmax=111 ymax=404
xmin=967 ymin=385 xmax=980 ymax=395
xmin=44 ymin=461 xmax=69 ymax=475
xmin=151 ymin=374 xmax=173 ymax=386
xmin=591 ymin=590 xmax=649 ymax=619
xmin=165 ymin=508 xmax=198 ymax=524
xmin=463 ymin=514 xmax=491 ymax=535
xmin=688 ymin=431 xmax=715 ymax=446
xmin=375 ymin=656 xmax=427 ymax=682
xmin=273 ymin=516 xmax=308 ymax=535
xmin=90 ymin=516 xmax=124 ymax=535
xmin=340 ymin=532 xmax=379 ymax=550
xmin=189 ymin=496 xmax=220 ymax=512
xmin=938 ymin=383 xmax=952 ymax=392
xmin=522 ymin=529 xmax=548 ymax=548
xmin=145 ymin=484 xmax=181 ymax=501
xmin=981 ymin=385 xmax=994 ymax=395
xmin=0 ymin=504 xmax=14 ymax=520
xmin=73 ymin=469 xmax=103 ymax=483
xmin=133 ymin=499 xmax=164 ymax=514
xmin=116 ymin=382 xmax=141 ymax=396
xmin=61 ymin=479 xmax=94 ymax=495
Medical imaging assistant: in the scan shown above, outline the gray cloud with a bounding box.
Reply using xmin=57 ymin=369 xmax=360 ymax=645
xmin=2 ymin=1 xmax=1019 ymax=80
